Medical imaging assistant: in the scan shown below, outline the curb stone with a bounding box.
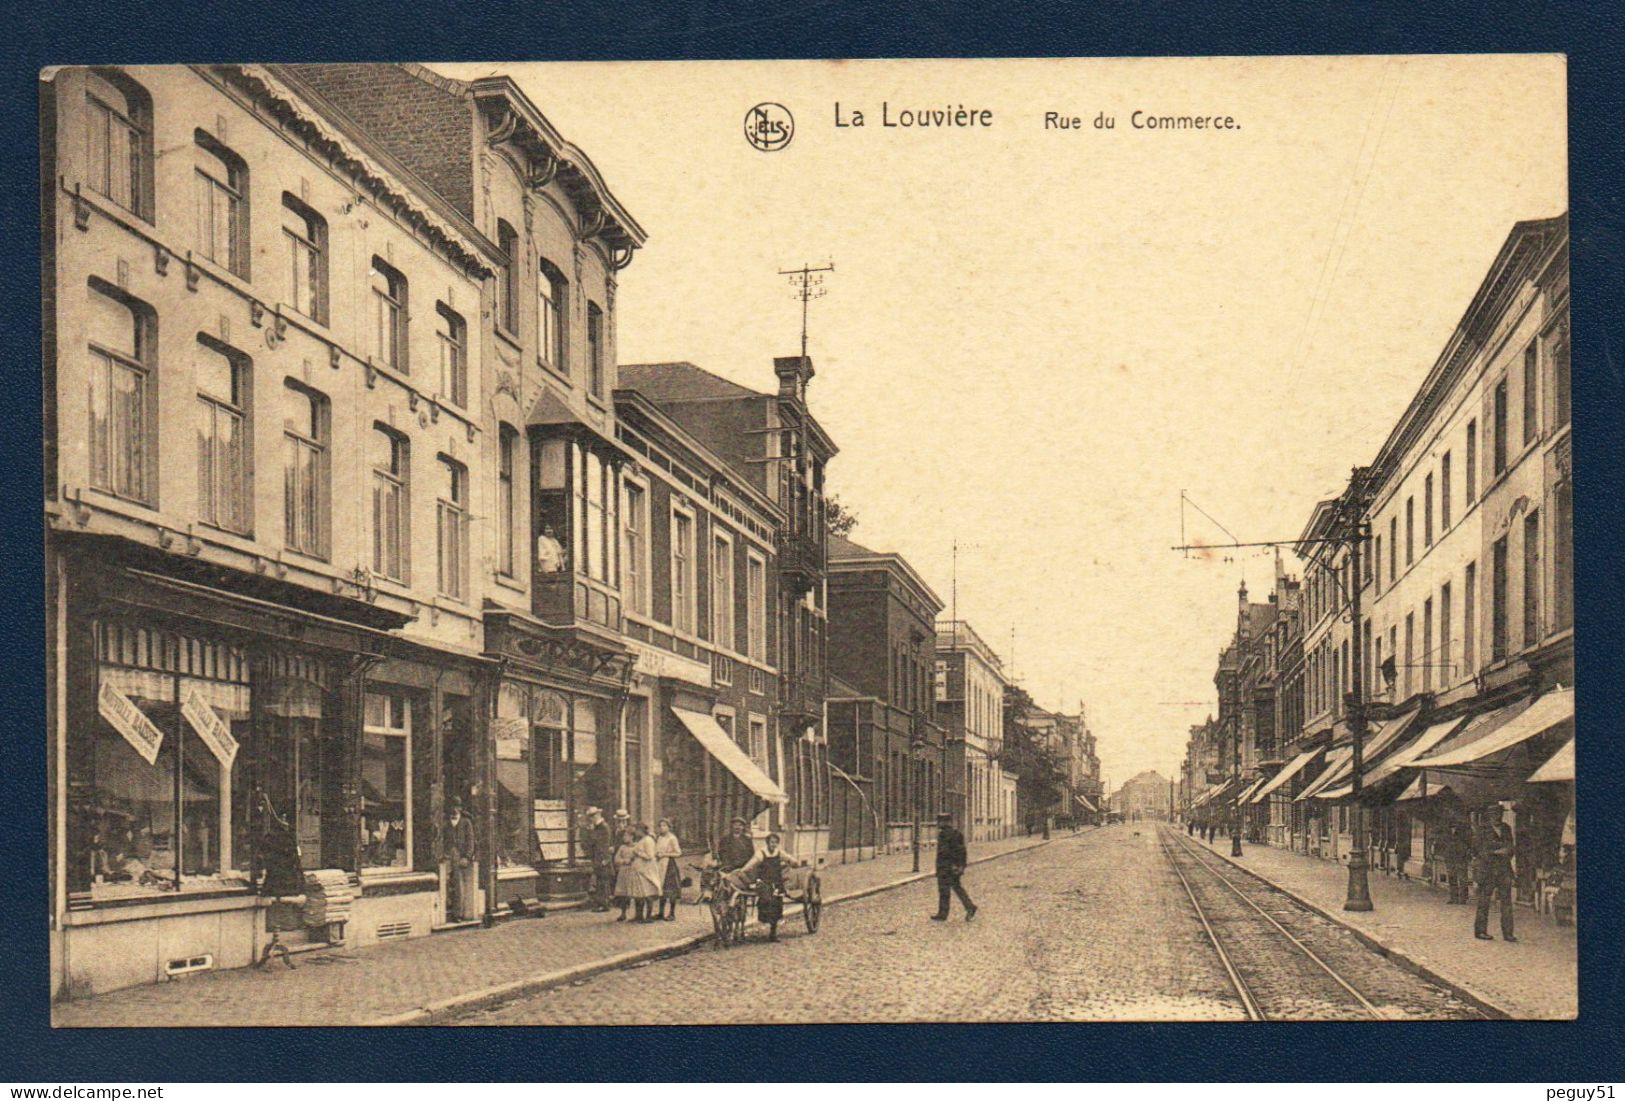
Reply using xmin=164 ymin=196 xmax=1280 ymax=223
xmin=1172 ymin=827 xmax=1517 ymax=1020
xmin=372 ymin=836 xmax=1058 ymax=1026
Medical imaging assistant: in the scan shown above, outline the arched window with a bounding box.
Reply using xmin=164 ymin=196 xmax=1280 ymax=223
xmin=537 ymin=258 xmax=567 ymax=372
xmin=86 ymin=279 xmax=153 ymax=503
xmin=369 ymin=257 xmax=408 ymax=372
xmin=587 ymin=301 xmax=605 ymax=397
xmin=496 ymin=220 xmax=519 ymax=334
xmin=282 ymin=193 xmax=328 ymax=323
xmin=84 ymin=68 xmax=153 ymax=219
xmin=194 ymin=130 xmax=249 ymax=278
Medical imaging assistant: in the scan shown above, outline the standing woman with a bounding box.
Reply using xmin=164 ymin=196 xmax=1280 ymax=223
xmin=630 ymin=822 xmax=662 ymax=922
xmin=654 ymin=818 xmax=683 ymax=920
xmin=612 ymin=826 xmax=639 ymax=922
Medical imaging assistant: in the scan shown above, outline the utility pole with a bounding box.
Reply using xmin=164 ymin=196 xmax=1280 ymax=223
xmin=1342 ymin=468 xmax=1375 ymax=911
xmin=1230 ymin=667 xmax=1244 ymax=857
xmin=780 ymin=261 xmax=834 ymax=360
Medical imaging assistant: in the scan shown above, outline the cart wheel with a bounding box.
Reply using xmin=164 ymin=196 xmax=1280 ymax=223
xmin=803 ymin=874 xmax=823 ymax=933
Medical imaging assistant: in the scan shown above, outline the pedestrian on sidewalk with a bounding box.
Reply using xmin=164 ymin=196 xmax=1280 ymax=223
xmin=630 ymin=822 xmax=662 ymax=922
xmin=612 ymin=826 xmax=638 ymax=922
xmin=583 ymin=807 xmax=613 ymax=912
xmin=444 ymin=798 xmax=478 ymax=922
xmin=1443 ymin=821 xmax=1472 ymax=904
xmin=931 ymin=811 xmax=977 ymax=923
xmin=654 ymin=819 xmax=683 ymax=920
xmin=1474 ymin=820 xmax=1517 ymax=942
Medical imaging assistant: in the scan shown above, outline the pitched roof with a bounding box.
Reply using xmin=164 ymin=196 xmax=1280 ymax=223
xmin=827 ymin=532 xmax=881 ymax=560
xmin=618 ymin=362 xmax=765 ymax=404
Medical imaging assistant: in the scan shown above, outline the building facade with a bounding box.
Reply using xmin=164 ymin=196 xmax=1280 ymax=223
xmin=935 ymin=620 xmax=1016 ymax=840
xmin=826 ymin=534 xmax=946 ymax=853
xmin=45 ymin=64 xmax=503 ymax=996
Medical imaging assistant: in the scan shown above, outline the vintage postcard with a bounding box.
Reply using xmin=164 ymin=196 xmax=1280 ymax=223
xmin=42 ymin=55 xmax=1572 ymax=1025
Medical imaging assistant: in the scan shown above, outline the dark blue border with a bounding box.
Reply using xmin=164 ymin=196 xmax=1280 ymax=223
xmin=4 ymin=0 xmax=1624 ymax=1083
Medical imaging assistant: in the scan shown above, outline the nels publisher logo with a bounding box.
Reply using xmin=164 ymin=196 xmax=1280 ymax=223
xmin=744 ymin=103 xmax=794 ymax=152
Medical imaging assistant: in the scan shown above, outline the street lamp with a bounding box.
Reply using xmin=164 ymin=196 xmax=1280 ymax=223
xmin=910 ymin=735 xmax=929 ymax=873
xmin=1230 ymin=671 xmax=1244 ymax=857
xmin=1341 ymin=471 xmax=1375 ymax=912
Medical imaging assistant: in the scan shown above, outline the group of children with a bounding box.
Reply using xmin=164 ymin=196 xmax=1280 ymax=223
xmin=610 ymin=817 xmax=684 ymax=922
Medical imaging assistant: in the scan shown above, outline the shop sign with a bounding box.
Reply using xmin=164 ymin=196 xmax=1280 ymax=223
xmin=181 ymin=684 xmax=239 ymax=767
xmin=491 ymin=716 xmax=528 ymax=760
xmin=98 ymin=681 xmax=163 ymax=765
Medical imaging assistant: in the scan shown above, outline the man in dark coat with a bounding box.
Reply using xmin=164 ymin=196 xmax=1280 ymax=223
xmin=931 ymin=811 xmax=977 ymax=922
xmin=444 ymin=797 xmax=479 ymax=921
xmin=717 ymin=816 xmax=757 ymax=872
xmin=1443 ymin=820 xmax=1472 ymax=904
xmin=583 ymin=807 xmax=614 ymax=912
xmin=1474 ymin=819 xmax=1517 ymax=941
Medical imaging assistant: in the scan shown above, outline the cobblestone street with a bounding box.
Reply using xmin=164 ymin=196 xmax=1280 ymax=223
xmin=454 ymin=824 xmax=1430 ymax=1024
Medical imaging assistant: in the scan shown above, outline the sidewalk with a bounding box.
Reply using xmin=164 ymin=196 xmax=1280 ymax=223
xmin=52 ymin=832 xmax=1052 ymax=1027
xmin=1189 ymin=831 xmax=1577 ymax=1019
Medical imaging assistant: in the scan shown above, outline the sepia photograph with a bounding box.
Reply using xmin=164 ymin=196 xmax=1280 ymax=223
xmin=40 ymin=55 xmax=1574 ymax=1027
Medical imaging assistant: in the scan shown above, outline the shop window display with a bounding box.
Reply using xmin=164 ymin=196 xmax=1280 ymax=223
xmin=361 ymin=692 xmax=410 ymax=870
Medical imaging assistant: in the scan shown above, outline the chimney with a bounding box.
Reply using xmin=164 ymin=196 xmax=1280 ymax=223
xmin=773 ymin=355 xmax=815 ymax=402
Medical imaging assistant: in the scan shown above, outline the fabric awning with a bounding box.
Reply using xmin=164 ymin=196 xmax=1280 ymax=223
xmin=1074 ymin=794 xmax=1098 ymax=813
xmin=1233 ymin=776 xmax=1268 ymax=805
xmin=1296 ymin=746 xmax=1353 ymax=801
xmin=1307 ymin=709 xmax=1423 ymax=800
xmin=670 ymin=707 xmax=788 ymax=804
xmin=1394 ymin=775 xmax=1453 ymax=802
xmin=1528 ymin=737 xmax=1575 ymax=783
xmin=1354 ymin=714 xmax=1471 ymax=791
xmin=1250 ymin=747 xmax=1324 ymax=803
xmin=1416 ymin=687 xmax=1574 ymax=769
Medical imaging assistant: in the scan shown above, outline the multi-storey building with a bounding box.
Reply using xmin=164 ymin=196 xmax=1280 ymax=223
xmin=281 ymin=62 xmax=650 ymax=908
xmin=934 ymin=620 xmax=1016 ymax=840
xmin=44 ymin=64 xmax=501 ymax=996
xmin=826 ymin=534 xmax=946 ymax=853
xmin=1109 ymin=771 xmax=1171 ymax=821
xmin=619 ymin=356 xmax=838 ymax=856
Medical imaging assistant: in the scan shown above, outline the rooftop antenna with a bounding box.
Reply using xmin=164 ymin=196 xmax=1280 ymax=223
xmin=780 ymin=261 xmax=834 ymax=360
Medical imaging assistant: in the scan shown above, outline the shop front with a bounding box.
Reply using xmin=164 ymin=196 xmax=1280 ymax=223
xmin=51 ymin=535 xmax=483 ymax=998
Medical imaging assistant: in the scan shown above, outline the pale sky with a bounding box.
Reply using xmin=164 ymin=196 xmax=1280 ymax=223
xmin=435 ymin=56 xmax=1566 ymax=787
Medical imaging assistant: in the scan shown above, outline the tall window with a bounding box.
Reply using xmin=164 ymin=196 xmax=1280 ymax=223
xmin=712 ymin=532 xmax=735 ymax=649
xmin=538 ymin=259 xmax=566 ymax=371
xmin=622 ymin=480 xmax=647 ymax=613
xmin=1423 ymin=474 xmax=1434 ymax=548
xmin=1522 ymin=509 xmax=1540 ymax=647
xmin=1492 ymin=378 xmax=1508 ymax=475
xmin=747 ymin=551 xmax=767 ymax=663
xmin=361 ymin=692 xmax=411 ymax=871
xmin=1523 ymin=344 xmax=1538 ymax=446
xmin=437 ymin=456 xmax=469 ymax=601
xmin=194 ymin=131 xmax=248 ymax=278
xmin=196 ymin=340 xmax=250 ymax=534
xmin=1439 ymin=582 xmax=1453 ymax=684
xmin=1491 ymin=536 xmax=1509 ymax=662
xmin=587 ymin=302 xmax=605 ymax=398
xmin=671 ymin=509 xmax=695 ymax=634
xmin=86 ymin=282 xmax=151 ymax=503
xmin=1550 ymin=328 xmax=1571 ymax=430
xmin=433 ymin=303 xmax=466 ymax=407
xmin=1403 ymin=612 xmax=1415 ymax=697
xmin=283 ymin=382 xmax=328 ymax=558
xmin=282 ymin=194 xmax=327 ymax=323
xmin=1422 ymin=597 xmax=1434 ymax=692
xmin=1554 ymin=481 xmax=1573 ymax=631
xmin=497 ymin=425 xmax=517 ymax=578
xmin=1388 ymin=517 xmax=1398 ymax=581
xmin=1405 ymin=496 xmax=1415 ymax=565
xmin=1374 ymin=533 xmax=1383 ymax=591
xmin=1465 ymin=419 xmax=1478 ymax=502
xmin=496 ymin=220 xmax=518 ymax=334
xmin=577 ymin=450 xmax=608 ymax=583
xmin=369 ymin=258 xmax=408 ymax=373
xmin=1440 ymin=452 xmax=1452 ymax=529
xmin=84 ymin=70 xmax=150 ymax=219
xmin=1463 ymin=562 xmax=1477 ymax=674
xmin=371 ymin=426 xmax=409 ymax=582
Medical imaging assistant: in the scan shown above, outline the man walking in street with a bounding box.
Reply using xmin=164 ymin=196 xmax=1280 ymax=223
xmin=1474 ymin=819 xmax=1517 ymax=942
xmin=931 ymin=811 xmax=977 ymax=922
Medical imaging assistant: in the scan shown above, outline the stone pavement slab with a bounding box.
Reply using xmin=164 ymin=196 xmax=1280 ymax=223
xmin=52 ymin=832 xmax=1051 ymax=1027
xmin=1190 ymin=832 xmax=1577 ymax=1019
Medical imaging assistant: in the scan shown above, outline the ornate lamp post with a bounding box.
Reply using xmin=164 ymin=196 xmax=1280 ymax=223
xmin=910 ymin=733 xmax=928 ymax=873
xmin=1342 ymin=470 xmax=1375 ymax=911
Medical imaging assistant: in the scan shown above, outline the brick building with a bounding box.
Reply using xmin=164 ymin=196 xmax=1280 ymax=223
xmin=935 ymin=620 xmax=1017 ymax=840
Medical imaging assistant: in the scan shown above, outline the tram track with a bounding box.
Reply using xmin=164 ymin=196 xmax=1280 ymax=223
xmin=1158 ymin=826 xmax=1485 ymax=1021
